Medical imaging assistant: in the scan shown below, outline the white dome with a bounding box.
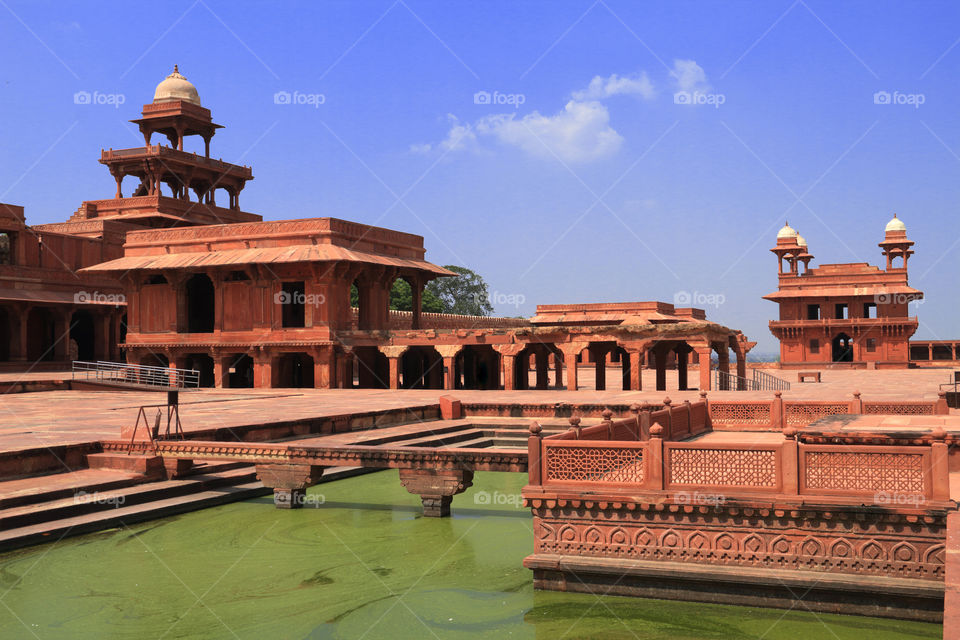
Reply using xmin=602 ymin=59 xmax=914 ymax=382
xmin=777 ymin=222 xmax=798 ymax=239
xmin=885 ymin=214 xmax=906 ymax=233
xmin=153 ymin=65 xmax=200 ymax=106
xmin=796 ymin=234 xmax=807 ymax=247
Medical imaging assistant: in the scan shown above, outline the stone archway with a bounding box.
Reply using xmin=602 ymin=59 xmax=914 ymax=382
xmin=832 ymin=333 xmax=853 ymax=363
xmin=70 ymin=310 xmax=96 ymax=361
xmin=185 ymin=273 xmax=215 ymax=333
xmin=26 ymin=308 xmax=56 ymax=362
xmin=275 ymin=352 xmax=315 ymax=388
xmin=401 ymin=346 xmax=443 ymax=389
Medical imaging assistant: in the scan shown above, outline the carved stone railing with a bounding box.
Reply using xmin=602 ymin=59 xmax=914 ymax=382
xmin=529 ymin=418 xmax=951 ymax=502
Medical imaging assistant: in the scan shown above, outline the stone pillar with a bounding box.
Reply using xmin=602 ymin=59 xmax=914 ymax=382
xmin=628 ymin=350 xmax=643 ymax=391
xmin=255 ymin=463 xmax=324 ymax=509
xmin=398 ymin=468 xmax=474 ymax=517
xmin=11 ymin=306 xmax=28 ymax=361
xmin=213 ymin=354 xmax=227 ymax=388
xmin=94 ymin=313 xmax=110 ymax=361
xmin=436 ymin=346 xmax=461 ymax=391
xmin=492 ymin=344 xmax=524 ymax=391
xmin=253 ymin=352 xmax=273 ymax=389
xmin=502 ymin=355 xmax=515 ymax=390
xmin=593 ymin=346 xmax=607 ymax=391
xmin=695 ymin=347 xmax=712 ymax=391
xmin=313 ymin=347 xmax=334 ymax=390
xmin=381 ymin=346 xmax=405 ymax=390
xmin=554 ymin=352 xmax=564 ymax=389
xmin=535 ymin=349 xmax=549 ymax=390
xmin=677 ymin=348 xmax=688 ymax=391
xmin=718 ymin=346 xmax=730 ymax=391
xmin=557 ymin=343 xmax=587 ymax=392
xmin=653 ymin=347 xmax=667 ymax=392
xmin=735 ymin=348 xmax=747 ymax=390
xmin=53 ymin=309 xmax=70 ymax=361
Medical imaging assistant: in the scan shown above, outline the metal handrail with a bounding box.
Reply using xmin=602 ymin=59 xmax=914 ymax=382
xmin=72 ymin=361 xmax=199 ymax=390
xmin=752 ymin=369 xmax=791 ymax=391
xmin=713 ymin=369 xmax=791 ymax=392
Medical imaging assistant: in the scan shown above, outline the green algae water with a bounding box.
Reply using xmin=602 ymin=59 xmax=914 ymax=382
xmin=0 ymin=472 xmax=941 ymax=639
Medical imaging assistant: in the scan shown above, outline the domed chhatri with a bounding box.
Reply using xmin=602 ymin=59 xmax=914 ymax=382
xmin=796 ymin=234 xmax=807 ymax=247
xmin=885 ymin=213 xmax=906 ymax=233
xmin=776 ymin=221 xmax=798 ymax=239
xmin=153 ymin=65 xmax=201 ymax=106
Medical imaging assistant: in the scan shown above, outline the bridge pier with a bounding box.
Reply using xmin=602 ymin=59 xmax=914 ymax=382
xmin=399 ymin=468 xmax=473 ymax=517
xmin=255 ymin=463 xmax=325 ymax=509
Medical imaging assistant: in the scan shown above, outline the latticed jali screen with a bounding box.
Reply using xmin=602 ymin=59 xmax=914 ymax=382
xmin=708 ymin=402 xmax=770 ymax=426
xmin=785 ymin=403 xmax=849 ymax=425
xmin=862 ymin=403 xmax=936 ymax=416
xmin=804 ymin=451 xmax=926 ymax=494
xmin=544 ymin=445 xmax=644 ymax=483
xmin=668 ymin=448 xmax=779 ymax=488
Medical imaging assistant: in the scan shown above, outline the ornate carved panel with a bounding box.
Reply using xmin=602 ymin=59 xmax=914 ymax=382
xmin=708 ymin=402 xmax=770 ymax=426
xmin=544 ymin=446 xmax=644 ymax=483
xmin=862 ymin=403 xmax=935 ymax=416
xmin=668 ymin=448 xmax=778 ymax=487
xmin=786 ymin=403 xmax=849 ymax=425
xmin=532 ymin=508 xmax=945 ymax=582
xmin=804 ymin=451 xmax=925 ymax=493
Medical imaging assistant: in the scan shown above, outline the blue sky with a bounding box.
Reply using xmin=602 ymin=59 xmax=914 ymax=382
xmin=2 ymin=1 xmax=959 ymax=355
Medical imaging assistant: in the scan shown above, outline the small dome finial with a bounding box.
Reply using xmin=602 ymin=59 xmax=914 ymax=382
xmin=173 ymin=64 xmax=179 ymax=73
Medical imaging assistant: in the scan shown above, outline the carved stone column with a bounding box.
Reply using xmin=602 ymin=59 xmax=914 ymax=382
xmin=398 ymin=468 xmax=474 ymax=517
xmin=492 ymin=344 xmax=525 ymax=391
xmin=382 ymin=346 xmax=406 ymax=390
xmin=436 ymin=345 xmax=462 ymax=390
xmin=557 ymin=342 xmax=589 ymax=392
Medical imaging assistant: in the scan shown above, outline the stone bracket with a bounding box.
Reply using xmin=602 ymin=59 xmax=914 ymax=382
xmin=398 ymin=468 xmax=474 ymax=517
xmin=255 ymin=463 xmax=325 ymax=509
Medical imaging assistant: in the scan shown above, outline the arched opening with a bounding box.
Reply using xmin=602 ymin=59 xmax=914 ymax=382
xmin=26 ymin=308 xmax=56 ymax=361
xmin=0 ymin=232 xmax=12 ymax=265
xmin=70 ymin=310 xmax=96 ymax=361
xmin=227 ymin=354 xmax=254 ymax=388
xmin=275 ymin=352 xmax=315 ymax=388
xmin=185 ymin=273 xmax=215 ymax=333
xmin=355 ymin=346 xmax=388 ymax=389
xmin=832 ymin=333 xmax=853 ymax=363
xmin=455 ymin=345 xmax=501 ymax=390
xmin=182 ymin=353 xmax=215 ymax=387
xmin=0 ymin=307 xmax=9 ymax=361
xmin=400 ymin=346 xmax=443 ymax=389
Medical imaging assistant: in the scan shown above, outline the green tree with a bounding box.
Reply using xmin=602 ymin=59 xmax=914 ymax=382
xmin=388 ymin=278 xmax=445 ymax=313
xmin=426 ymin=266 xmax=494 ymax=316
xmin=350 ymin=268 xmax=494 ymax=316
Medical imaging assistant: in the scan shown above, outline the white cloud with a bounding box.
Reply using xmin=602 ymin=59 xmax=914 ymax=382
xmin=671 ymin=59 xmax=709 ymax=93
xmin=476 ymin=100 xmax=623 ymax=163
xmin=573 ymin=72 xmax=656 ymax=101
xmin=439 ymin=115 xmax=478 ymax=152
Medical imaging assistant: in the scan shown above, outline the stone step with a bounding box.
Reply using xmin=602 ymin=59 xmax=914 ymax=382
xmin=441 ymin=436 xmax=496 ymax=449
xmin=0 ymin=469 xmax=143 ymax=510
xmin=395 ymin=428 xmax=489 ymax=448
xmin=0 ymin=466 xmax=259 ymax=531
xmin=0 ymin=481 xmax=271 ymax=552
xmin=349 ymin=420 xmax=475 ymax=446
xmin=0 ymin=465 xmax=378 ymax=551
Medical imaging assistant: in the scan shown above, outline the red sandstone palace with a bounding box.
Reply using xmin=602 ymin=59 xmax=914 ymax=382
xmin=765 ymin=218 xmax=926 ymax=368
xmin=70 ymin=68 xmax=753 ymax=392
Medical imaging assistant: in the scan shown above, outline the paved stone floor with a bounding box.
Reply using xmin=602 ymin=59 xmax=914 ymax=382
xmin=0 ymin=367 xmax=954 ymax=455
